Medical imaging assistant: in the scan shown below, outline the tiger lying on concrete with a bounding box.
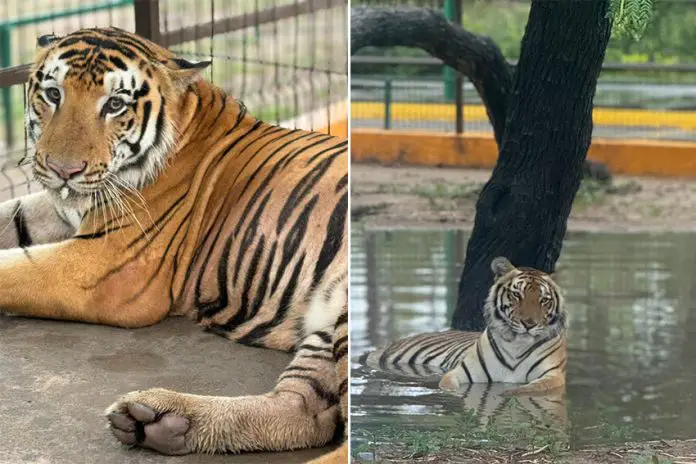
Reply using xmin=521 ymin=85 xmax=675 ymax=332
xmin=364 ymin=257 xmax=567 ymax=396
xmin=0 ymin=27 xmax=347 ymax=462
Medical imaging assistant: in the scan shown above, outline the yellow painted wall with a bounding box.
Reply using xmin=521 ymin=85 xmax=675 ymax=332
xmin=351 ymin=129 xmax=696 ymax=177
xmin=352 ymin=102 xmax=696 ymax=130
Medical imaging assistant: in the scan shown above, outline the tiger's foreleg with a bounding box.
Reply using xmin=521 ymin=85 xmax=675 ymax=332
xmin=502 ymin=369 xmax=566 ymax=396
xmin=106 ymin=329 xmax=343 ymax=454
xmin=307 ymin=311 xmax=349 ymax=464
xmin=0 ymin=238 xmax=171 ymax=327
xmin=0 ymin=191 xmax=76 ymax=249
xmin=438 ymin=349 xmax=482 ymax=391
xmin=439 ymin=367 xmax=465 ymax=391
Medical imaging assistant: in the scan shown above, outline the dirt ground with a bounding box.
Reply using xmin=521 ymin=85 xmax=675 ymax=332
xmin=355 ymin=439 xmax=696 ymax=463
xmin=351 ymin=164 xmax=696 ymax=232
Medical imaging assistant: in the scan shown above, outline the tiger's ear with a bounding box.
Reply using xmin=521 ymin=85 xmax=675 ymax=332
xmin=165 ymin=57 xmax=211 ymax=90
xmin=37 ymin=34 xmax=60 ymax=48
xmin=491 ymin=256 xmax=516 ymax=278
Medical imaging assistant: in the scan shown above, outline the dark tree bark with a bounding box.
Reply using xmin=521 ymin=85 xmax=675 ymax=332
xmin=453 ymin=0 xmax=611 ymax=330
xmin=351 ymin=1 xmax=612 ymax=331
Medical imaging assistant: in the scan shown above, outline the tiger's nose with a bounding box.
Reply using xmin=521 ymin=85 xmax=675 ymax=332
xmin=520 ymin=318 xmax=535 ymax=329
xmin=45 ymin=156 xmax=87 ymax=180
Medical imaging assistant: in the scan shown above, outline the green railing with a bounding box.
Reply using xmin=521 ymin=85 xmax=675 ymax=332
xmin=0 ymin=0 xmax=134 ymax=145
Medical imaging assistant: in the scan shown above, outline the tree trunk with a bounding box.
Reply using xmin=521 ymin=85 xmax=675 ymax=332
xmin=452 ymin=0 xmax=612 ymax=330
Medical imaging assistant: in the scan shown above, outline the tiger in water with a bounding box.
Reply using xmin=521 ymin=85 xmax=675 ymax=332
xmin=0 ymin=27 xmax=347 ymax=463
xmin=364 ymin=257 xmax=567 ymax=397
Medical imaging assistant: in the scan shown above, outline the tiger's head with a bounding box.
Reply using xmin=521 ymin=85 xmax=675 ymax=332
xmin=26 ymin=28 xmax=210 ymax=209
xmin=484 ymin=257 xmax=566 ymax=341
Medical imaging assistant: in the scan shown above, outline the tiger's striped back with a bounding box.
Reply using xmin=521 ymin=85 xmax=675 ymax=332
xmin=363 ymin=330 xmax=480 ymax=377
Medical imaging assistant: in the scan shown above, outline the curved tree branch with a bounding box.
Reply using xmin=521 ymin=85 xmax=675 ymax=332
xmin=351 ymin=6 xmax=513 ymax=144
xmin=350 ymin=5 xmax=612 ymax=182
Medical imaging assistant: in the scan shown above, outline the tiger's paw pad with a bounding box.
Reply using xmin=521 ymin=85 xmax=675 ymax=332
xmin=438 ymin=371 xmax=461 ymax=391
xmin=107 ymin=402 xmax=191 ymax=455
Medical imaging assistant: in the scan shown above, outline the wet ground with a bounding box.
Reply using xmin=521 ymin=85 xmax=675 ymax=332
xmin=0 ymin=315 xmax=334 ymax=463
xmin=352 ymin=164 xmax=696 ymax=232
xmin=351 ymin=228 xmax=696 ymax=460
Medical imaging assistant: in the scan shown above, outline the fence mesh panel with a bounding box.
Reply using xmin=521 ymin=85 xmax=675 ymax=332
xmin=0 ymin=0 xmax=347 ymax=202
xmin=351 ymin=0 xmax=696 ymax=142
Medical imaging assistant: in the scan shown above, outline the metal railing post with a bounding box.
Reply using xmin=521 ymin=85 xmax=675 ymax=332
xmin=454 ymin=0 xmax=463 ymax=134
xmin=0 ymin=26 xmax=13 ymax=147
xmin=134 ymin=0 xmax=161 ymax=44
xmin=443 ymin=0 xmax=456 ymax=102
xmin=384 ymin=78 xmax=392 ymax=130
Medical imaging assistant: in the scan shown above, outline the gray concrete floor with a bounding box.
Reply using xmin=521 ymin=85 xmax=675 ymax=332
xmin=0 ymin=314 xmax=335 ymax=463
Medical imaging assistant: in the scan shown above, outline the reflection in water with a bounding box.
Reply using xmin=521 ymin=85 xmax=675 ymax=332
xmin=355 ymin=363 xmax=568 ymax=429
xmin=351 ymin=229 xmax=696 ymax=449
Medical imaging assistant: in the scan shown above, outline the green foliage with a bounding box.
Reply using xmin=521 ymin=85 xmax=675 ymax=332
xmin=610 ymin=0 xmax=655 ymax=40
xmin=354 ymin=0 xmax=696 ymax=81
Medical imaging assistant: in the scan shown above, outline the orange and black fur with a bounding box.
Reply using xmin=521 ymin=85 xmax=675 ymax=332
xmin=0 ymin=28 xmax=347 ymax=461
xmin=364 ymin=257 xmax=567 ymax=396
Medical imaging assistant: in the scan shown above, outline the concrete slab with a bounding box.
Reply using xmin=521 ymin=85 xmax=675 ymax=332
xmin=0 ymin=314 xmax=335 ymax=463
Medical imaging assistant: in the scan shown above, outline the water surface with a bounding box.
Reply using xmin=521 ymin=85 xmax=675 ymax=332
xmin=351 ymin=229 xmax=696 ymax=452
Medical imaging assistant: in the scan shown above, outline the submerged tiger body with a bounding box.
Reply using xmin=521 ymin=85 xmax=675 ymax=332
xmin=0 ymin=27 xmax=347 ymax=460
xmin=364 ymin=257 xmax=567 ymax=396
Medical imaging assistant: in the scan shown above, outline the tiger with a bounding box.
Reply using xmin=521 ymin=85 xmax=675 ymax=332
xmin=0 ymin=27 xmax=348 ymax=462
xmin=363 ymin=256 xmax=567 ymax=397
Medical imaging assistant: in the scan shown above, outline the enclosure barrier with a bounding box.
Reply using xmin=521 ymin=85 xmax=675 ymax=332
xmin=0 ymin=0 xmax=348 ymax=143
xmin=352 ymin=102 xmax=696 ymax=132
xmin=351 ymin=53 xmax=696 ymax=176
xmin=351 ymin=129 xmax=696 ymax=177
xmin=0 ymin=0 xmax=347 ymax=203
xmin=351 ymin=56 xmax=696 ymax=137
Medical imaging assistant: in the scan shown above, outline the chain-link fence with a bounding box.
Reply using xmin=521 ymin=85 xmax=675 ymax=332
xmin=351 ymin=0 xmax=696 ymax=141
xmin=0 ymin=0 xmax=348 ymax=202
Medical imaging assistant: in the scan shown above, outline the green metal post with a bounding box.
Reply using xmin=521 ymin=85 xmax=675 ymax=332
xmin=0 ymin=26 xmax=13 ymax=147
xmin=443 ymin=0 xmax=456 ymax=102
xmin=384 ymin=78 xmax=392 ymax=130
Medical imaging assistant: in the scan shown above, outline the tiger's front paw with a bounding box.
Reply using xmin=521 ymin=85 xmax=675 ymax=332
xmin=438 ymin=369 xmax=463 ymax=391
xmin=105 ymin=388 xmax=195 ymax=455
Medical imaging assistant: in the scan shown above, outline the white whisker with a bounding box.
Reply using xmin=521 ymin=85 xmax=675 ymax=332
xmin=109 ymin=175 xmax=158 ymax=234
xmin=0 ymin=200 xmax=24 ymax=239
xmin=106 ymin=178 xmax=149 ymax=239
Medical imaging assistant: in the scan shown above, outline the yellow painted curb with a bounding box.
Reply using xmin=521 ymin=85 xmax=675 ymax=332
xmin=352 ymin=102 xmax=696 ymax=130
xmin=351 ymin=129 xmax=696 ymax=177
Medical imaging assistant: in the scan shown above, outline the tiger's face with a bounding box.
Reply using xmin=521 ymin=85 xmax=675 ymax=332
xmin=25 ymin=28 xmax=209 ymax=209
xmin=484 ymin=257 xmax=566 ymax=340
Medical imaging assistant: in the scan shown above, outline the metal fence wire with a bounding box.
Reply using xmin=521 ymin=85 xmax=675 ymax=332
xmin=351 ymin=0 xmax=696 ymax=141
xmin=0 ymin=0 xmax=348 ymax=203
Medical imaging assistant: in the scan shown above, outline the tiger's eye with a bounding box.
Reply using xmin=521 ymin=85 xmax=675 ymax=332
xmin=45 ymin=88 xmax=61 ymax=104
xmin=105 ymin=97 xmax=126 ymax=114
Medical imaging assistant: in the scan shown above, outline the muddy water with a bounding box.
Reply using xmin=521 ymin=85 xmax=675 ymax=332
xmin=351 ymin=229 xmax=696 ymax=450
